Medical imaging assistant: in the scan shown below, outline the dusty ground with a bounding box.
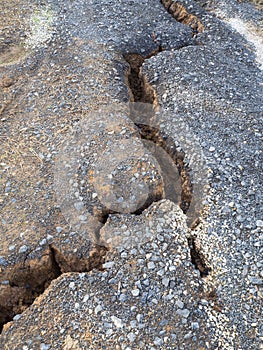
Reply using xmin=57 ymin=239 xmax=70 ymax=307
xmin=0 ymin=0 xmax=262 ymax=349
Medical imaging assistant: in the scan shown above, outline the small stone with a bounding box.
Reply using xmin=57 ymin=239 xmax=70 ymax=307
xmin=78 ymin=215 xmax=87 ymax=222
xmin=111 ymin=316 xmax=124 ymax=328
xmin=131 ymin=289 xmax=140 ymax=297
xmin=18 ymin=245 xmax=28 ymax=254
xmin=135 ymin=280 xmax=142 ymax=288
xmin=130 ymin=320 xmax=137 ymax=328
xmin=157 ymin=269 xmax=165 ymax=276
xmin=143 ymin=279 xmax=150 ymax=286
xmin=95 ymin=305 xmax=103 ymax=314
xmin=256 ymin=220 xmax=263 ymax=227
xmin=175 ymin=300 xmax=184 ymax=309
xmin=137 ymin=258 xmax=144 ymax=265
xmin=156 ymin=224 xmax=162 ymax=233
xmin=249 ymin=277 xmax=262 ymax=285
xmin=69 ymin=282 xmax=75 ymax=289
xmin=147 ymin=261 xmax=155 ymax=269
xmin=40 ymin=344 xmax=50 ymax=350
xmin=191 ymin=322 xmax=199 ymax=330
xmin=169 ymin=265 xmax=176 ymax=271
xmin=157 ymin=234 xmax=164 ymax=241
xmin=83 ymin=294 xmax=89 ymax=302
xmin=103 ymin=322 xmax=112 ymax=329
xmin=46 ymin=234 xmax=53 ymax=241
xmin=74 ymin=202 xmax=84 ymax=210
xmin=119 ymin=293 xmax=127 ymax=302
xmin=106 ymin=329 xmax=113 ymax=337
xmin=237 ymin=215 xmax=245 ymax=223
xmin=0 ymin=257 xmax=7 ymax=266
xmin=39 ymin=238 xmax=47 ymax=246
xmin=154 ymin=337 xmax=163 ymax=346
xmin=209 ymin=146 xmax=215 ymax=152
xmin=162 ymin=277 xmax=170 ymax=287
xmin=56 ymin=226 xmax=63 ymax=233
xmin=13 ymin=314 xmax=22 ymax=321
xmin=108 ymin=278 xmax=117 ymax=284
xmin=184 ymin=332 xmax=192 ymax=339
xmin=176 ymin=308 xmax=190 ymax=318
xmin=162 ymin=93 xmax=168 ymax=102
xmin=127 ymin=332 xmax=136 ymax=342
xmin=136 ymin=314 xmax=143 ymax=322
xmin=102 ymin=261 xmax=115 ymax=269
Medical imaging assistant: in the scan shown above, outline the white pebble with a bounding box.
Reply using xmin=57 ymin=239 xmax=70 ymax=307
xmin=131 ymin=289 xmax=140 ymax=297
xmin=177 ymin=308 xmax=190 ymax=318
xmin=147 ymin=261 xmax=155 ymax=269
xmin=19 ymin=245 xmax=28 ymax=254
xmin=13 ymin=314 xmax=22 ymax=321
xmin=69 ymin=282 xmax=75 ymax=289
xmin=162 ymin=277 xmax=170 ymax=287
xmin=83 ymin=294 xmax=89 ymax=302
xmin=111 ymin=315 xmax=124 ymax=328
xmin=127 ymin=332 xmax=136 ymax=342
xmin=95 ymin=305 xmax=103 ymax=314
xmin=102 ymin=261 xmax=115 ymax=269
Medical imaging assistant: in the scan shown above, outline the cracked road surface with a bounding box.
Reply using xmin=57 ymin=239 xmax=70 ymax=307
xmin=0 ymin=0 xmax=262 ymax=349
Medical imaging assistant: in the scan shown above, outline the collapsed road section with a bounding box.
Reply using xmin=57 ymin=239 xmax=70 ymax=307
xmin=0 ymin=0 xmax=262 ymax=349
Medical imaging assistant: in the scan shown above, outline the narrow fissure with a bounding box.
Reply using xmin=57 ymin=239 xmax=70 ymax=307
xmin=124 ymin=49 xmax=161 ymax=104
xmin=188 ymin=238 xmax=211 ymax=277
xmin=124 ymin=51 xmax=192 ymax=214
xmin=1 ymin=41 xmax=209 ymax=334
xmin=160 ymin=0 xmax=205 ymax=36
xmin=124 ymin=50 xmax=210 ymax=278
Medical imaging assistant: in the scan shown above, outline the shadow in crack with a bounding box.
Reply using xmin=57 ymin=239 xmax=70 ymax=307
xmin=0 ymin=244 xmax=107 ymax=332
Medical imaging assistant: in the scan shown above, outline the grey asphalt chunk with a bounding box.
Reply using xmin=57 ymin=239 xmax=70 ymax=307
xmin=1 ymin=202 xmax=212 ymax=349
xmin=142 ymin=2 xmax=263 ymax=348
xmin=0 ymin=0 xmax=262 ymax=349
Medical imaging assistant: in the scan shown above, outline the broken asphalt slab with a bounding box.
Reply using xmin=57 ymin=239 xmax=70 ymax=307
xmin=0 ymin=0 xmax=262 ymax=349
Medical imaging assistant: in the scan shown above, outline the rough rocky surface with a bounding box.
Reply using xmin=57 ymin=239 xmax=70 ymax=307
xmin=0 ymin=0 xmax=262 ymax=349
xmin=2 ymin=202 xmax=212 ymax=349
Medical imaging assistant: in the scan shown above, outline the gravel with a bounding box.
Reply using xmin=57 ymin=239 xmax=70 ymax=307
xmin=142 ymin=1 xmax=262 ymax=348
xmin=0 ymin=0 xmax=262 ymax=349
xmin=1 ymin=201 xmax=211 ymax=349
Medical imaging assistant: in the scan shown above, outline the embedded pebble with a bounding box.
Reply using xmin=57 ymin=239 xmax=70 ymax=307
xmin=131 ymin=289 xmax=140 ymax=297
xmin=147 ymin=262 xmax=155 ymax=269
xmin=18 ymin=245 xmax=28 ymax=254
xmin=111 ymin=316 xmax=124 ymax=328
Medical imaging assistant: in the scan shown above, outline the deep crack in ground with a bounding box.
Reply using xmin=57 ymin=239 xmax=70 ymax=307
xmin=0 ymin=5 xmax=209 ymax=334
xmin=160 ymin=0 xmax=205 ymax=35
xmin=123 ymin=51 xmax=210 ymax=278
